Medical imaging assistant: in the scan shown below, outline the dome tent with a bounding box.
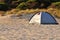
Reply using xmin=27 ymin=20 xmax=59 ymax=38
xmin=29 ymin=12 xmax=58 ymax=24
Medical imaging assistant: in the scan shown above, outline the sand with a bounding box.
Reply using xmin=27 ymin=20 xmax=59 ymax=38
xmin=0 ymin=14 xmax=60 ymax=40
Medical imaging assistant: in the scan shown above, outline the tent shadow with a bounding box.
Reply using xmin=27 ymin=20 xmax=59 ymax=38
xmin=41 ymin=23 xmax=59 ymax=25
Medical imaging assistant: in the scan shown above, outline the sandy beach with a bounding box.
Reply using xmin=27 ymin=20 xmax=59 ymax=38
xmin=0 ymin=14 xmax=60 ymax=40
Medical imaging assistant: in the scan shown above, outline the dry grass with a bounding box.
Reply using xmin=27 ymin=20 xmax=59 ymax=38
xmin=5 ymin=8 xmax=60 ymax=18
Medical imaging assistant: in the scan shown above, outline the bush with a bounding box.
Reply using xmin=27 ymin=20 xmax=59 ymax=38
xmin=0 ymin=2 xmax=5 ymax=4
xmin=18 ymin=0 xmax=28 ymax=3
xmin=0 ymin=3 xmax=9 ymax=11
xmin=16 ymin=2 xmax=27 ymax=10
xmin=53 ymin=2 xmax=60 ymax=9
xmin=27 ymin=0 xmax=37 ymax=2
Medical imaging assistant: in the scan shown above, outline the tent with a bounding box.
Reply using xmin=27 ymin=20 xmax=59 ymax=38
xmin=29 ymin=12 xmax=58 ymax=24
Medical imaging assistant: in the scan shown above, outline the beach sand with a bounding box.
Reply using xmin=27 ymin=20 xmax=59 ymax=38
xmin=0 ymin=14 xmax=60 ymax=40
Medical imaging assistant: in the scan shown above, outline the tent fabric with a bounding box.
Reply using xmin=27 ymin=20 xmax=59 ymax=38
xmin=29 ymin=12 xmax=58 ymax=24
xmin=29 ymin=13 xmax=41 ymax=23
xmin=41 ymin=12 xmax=57 ymax=24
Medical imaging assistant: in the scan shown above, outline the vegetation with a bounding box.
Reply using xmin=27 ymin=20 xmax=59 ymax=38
xmin=0 ymin=4 xmax=9 ymax=11
xmin=0 ymin=2 xmax=5 ymax=4
xmin=5 ymin=8 xmax=60 ymax=18
xmin=0 ymin=0 xmax=60 ymax=18
xmin=53 ymin=2 xmax=60 ymax=9
xmin=0 ymin=0 xmax=60 ymax=10
xmin=16 ymin=2 xmax=27 ymax=10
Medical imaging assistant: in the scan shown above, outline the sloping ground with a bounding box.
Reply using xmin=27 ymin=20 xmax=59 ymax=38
xmin=0 ymin=15 xmax=60 ymax=40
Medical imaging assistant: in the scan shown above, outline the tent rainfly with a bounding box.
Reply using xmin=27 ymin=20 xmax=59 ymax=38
xmin=29 ymin=12 xmax=58 ymax=24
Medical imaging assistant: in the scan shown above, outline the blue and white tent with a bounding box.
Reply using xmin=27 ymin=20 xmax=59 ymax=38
xmin=29 ymin=12 xmax=58 ymax=24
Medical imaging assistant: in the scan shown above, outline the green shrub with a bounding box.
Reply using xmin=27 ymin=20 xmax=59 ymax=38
xmin=16 ymin=2 xmax=27 ymax=10
xmin=27 ymin=0 xmax=37 ymax=2
xmin=53 ymin=2 xmax=60 ymax=9
xmin=0 ymin=2 xmax=5 ymax=4
xmin=18 ymin=0 xmax=28 ymax=3
xmin=0 ymin=4 xmax=9 ymax=11
xmin=26 ymin=0 xmax=38 ymax=9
